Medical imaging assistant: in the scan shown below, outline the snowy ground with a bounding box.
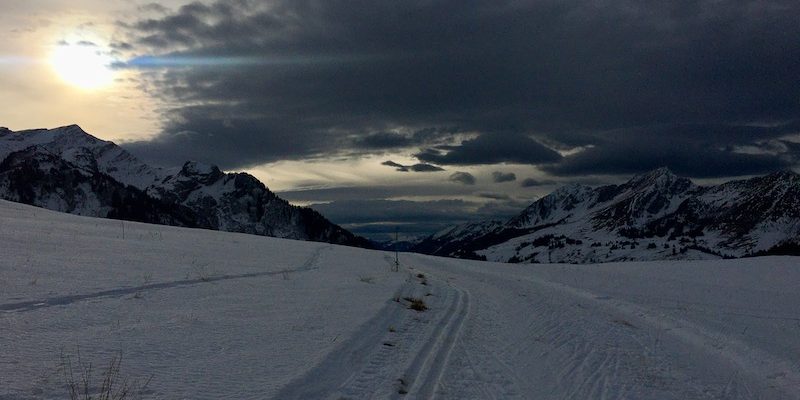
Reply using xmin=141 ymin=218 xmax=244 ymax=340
xmin=1 ymin=199 xmax=799 ymax=399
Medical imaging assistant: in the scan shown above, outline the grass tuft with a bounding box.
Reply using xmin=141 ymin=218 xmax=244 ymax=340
xmin=61 ymin=348 xmax=152 ymax=400
xmin=403 ymin=297 xmax=428 ymax=312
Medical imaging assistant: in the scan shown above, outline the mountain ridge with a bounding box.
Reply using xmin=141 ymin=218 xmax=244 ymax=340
xmin=413 ymin=167 xmax=800 ymax=263
xmin=0 ymin=125 xmax=371 ymax=248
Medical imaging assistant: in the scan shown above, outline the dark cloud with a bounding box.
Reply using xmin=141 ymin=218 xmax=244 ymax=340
xmin=76 ymin=40 xmax=97 ymax=47
xmin=381 ymin=160 xmax=408 ymax=171
xmin=351 ymin=127 xmax=463 ymax=151
xmin=381 ymin=160 xmax=444 ymax=172
xmin=117 ymin=0 xmax=800 ymax=176
xmin=408 ymin=163 xmax=445 ymax=172
xmin=448 ymin=172 xmax=476 ymax=185
xmin=521 ymin=178 xmax=555 ymax=187
xmin=544 ymin=124 xmax=798 ymax=178
xmin=477 ymin=192 xmax=511 ymax=200
xmin=491 ymin=171 xmax=516 ymax=183
xmin=416 ymin=134 xmax=561 ymax=165
xmin=411 ymin=127 xmax=463 ymax=144
xmin=110 ymin=41 xmax=134 ymax=51
xmin=355 ymin=132 xmax=412 ymax=149
xmin=521 ymin=178 xmax=541 ymax=187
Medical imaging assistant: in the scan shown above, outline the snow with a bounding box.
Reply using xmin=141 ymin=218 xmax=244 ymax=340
xmin=425 ymin=169 xmax=800 ymax=264
xmin=0 ymin=125 xmax=164 ymax=190
xmin=0 ymin=200 xmax=405 ymax=399
xmin=180 ymin=161 xmax=217 ymax=176
xmin=431 ymin=220 xmax=502 ymax=241
xmin=510 ymin=183 xmax=596 ymax=229
xmin=1 ymin=199 xmax=799 ymax=399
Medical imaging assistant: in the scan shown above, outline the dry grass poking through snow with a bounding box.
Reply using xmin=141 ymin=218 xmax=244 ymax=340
xmin=404 ymin=297 xmax=428 ymax=312
xmin=61 ymin=349 xmax=152 ymax=400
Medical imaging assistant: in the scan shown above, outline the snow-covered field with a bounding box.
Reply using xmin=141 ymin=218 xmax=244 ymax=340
xmin=1 ymin=199 xmax=799 ymax=399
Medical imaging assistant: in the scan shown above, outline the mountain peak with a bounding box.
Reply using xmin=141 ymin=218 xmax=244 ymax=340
xmin=171 ymin=161 xmax=225 ymax=186
xmin=180 ymin=161 xmax=221 ymax=176
xmin=640 ymin=166 xmax=676 ymax=179
xmin=60 ymin=124 xmax=85 ymax=132
xmin=7 ymin=125 xmax=107 ymax=147
xmin=650 ymin=166 xmax=675 ymax=176
xmin=54 ymin=124 xmax=103 ymax=141
xmin=625 ymin=167 xmax=685 ymax=189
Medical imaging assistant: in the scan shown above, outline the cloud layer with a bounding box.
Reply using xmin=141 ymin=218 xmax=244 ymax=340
xmin=117 ymin=0 xmax=800 ymax=178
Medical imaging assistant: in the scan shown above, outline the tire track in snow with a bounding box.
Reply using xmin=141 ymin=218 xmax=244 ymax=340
xmin=0 ymin=245 xmax=332 ymax=313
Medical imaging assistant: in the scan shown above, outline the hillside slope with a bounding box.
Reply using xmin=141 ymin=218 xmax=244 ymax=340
xmin=1 ymin=199 xmax=798 ymax=399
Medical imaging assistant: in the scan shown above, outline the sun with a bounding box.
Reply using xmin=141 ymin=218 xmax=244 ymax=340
xmin=50 ymin=44 xmax=115 ymax=89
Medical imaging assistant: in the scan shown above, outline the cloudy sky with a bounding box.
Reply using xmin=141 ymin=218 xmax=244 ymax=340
xmin=1 ymin=0 xmax=799 ymax=240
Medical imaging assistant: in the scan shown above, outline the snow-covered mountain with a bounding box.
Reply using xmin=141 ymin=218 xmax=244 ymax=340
xmin=0 ymin=125 xmax=370 ymax=247
xmin=413 ymin=167 xmax=800 ymax=263
xmin=411 ymin=220 xmax=506 ymax=260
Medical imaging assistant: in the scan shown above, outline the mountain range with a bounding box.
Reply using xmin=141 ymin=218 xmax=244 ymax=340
xmin=0 ymin=125 xmax=370 ymax=247
xmin=412 ymin=167 xmax=800 ymax=263
xmin=3 ymin=124 xmax=799 ymax=264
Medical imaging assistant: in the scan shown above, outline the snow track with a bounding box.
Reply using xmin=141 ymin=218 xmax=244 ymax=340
xmin=398 ymin=280 xmax=468 ymax=399
xmin=277 ymin=269 xmax=471 ymax=399
xmin=528 ymin=276 xmax=800 ymax=398
xmin=409 ymin=254 xmax=800 ymax=400
xmin=2 ymin=200 xmax=799 ymax=399
xmin=0 ymin=245 xmax=332 ymax=314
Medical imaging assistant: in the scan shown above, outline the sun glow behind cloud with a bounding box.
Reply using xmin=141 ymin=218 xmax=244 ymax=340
xmin=50 ymin=43 xmax=115 ymax=89
xmin=0 ymin=6 xmax=169 ymax=145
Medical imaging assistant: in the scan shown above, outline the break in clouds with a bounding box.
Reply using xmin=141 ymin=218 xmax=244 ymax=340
xmin=116 ymin=0 xmax=800 ymax=177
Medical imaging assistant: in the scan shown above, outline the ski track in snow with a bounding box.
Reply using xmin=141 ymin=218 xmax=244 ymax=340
xmin=407 ymin=254 xmax=800 ymax=400
xmin=0 ymin=246 xmax=331 ymax=314
xmin=276 ymin=268 xmax=472 ymax=399
xmin=2 ymin=200 xmax=800 ymax=399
